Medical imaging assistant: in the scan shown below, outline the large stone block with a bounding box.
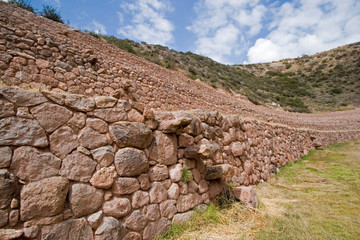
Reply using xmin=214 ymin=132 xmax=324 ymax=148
xmin=60 ymin=151 xmax=97 ymax=182
xmin=103 ymin=197 xmax=131 ymax=218
xmin=93 ymin=108 xmax=128 ymax=123
xmin=112 ymin=177 xmax=140 ymax=195
xmin=31 ymin=102 xmax=73 ymax=132
xmin=11 ymin=146 xmax=61 ymax=183
xmin=123 ymin=210 xmax=148 ymax=231
xmin=176 ymin=194 xmax=195 ymax=213
xmin=0 ymin=97 xmax=15 ymax=118
xmin=90 ymin=166 xmax=117 ymax=189
xmin=149 ymin=182 xmax=168 ymax=204
xmin=0 ymin=146 xmax=12 ymax=168
xmin=20 ymin=177 xmax=69 ymax=221
xmin=143 ymin=218 xmax=171 ymax=240
xmin=0 ymin=87 xmax=47 ymax=107
xmin=91 ymin=146 xmax=114 ymax=167
xmin=0 ymin=117 xmax=48 ymax=147
xmin=95 ymin=216 xmax=126 ymax=240
xmin=110 ymin=122 xmax=152 ymax=148
xmin=78 ymin=126 xmax=108 ymax=150
xmin=156 ymin=111 xmax=193 ymax=133
xmin=50 ymin=125 xmax=79 ymax=159
xmin=204 ymin=164 xmax=233 ymax=181
xmin=149 ymin=165 xmax=169 ymax=181
xmin=149 ymin=131 xmax=177 ymax=165
xmin=41 ymin=218 xmax=93 ymax=240
xmin=131 ymin=191 xmax=149 ymax=209
xmin=69 ymin=183 xmax=104 ymax=217
xmin=64 ymin=93 xmax=95 ymax=112
xmin=114 ymin=147 xmax=149 ymax=176
xmin=232 ymin=186 xmax=257 ymax=208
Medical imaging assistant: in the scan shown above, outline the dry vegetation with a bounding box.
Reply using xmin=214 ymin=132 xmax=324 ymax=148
xmin=158 ymin=141 xmax=360 ymax=239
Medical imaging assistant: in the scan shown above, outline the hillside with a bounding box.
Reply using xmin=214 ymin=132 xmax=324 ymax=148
xmin=95 ymin=34 xmax=360 ymax=113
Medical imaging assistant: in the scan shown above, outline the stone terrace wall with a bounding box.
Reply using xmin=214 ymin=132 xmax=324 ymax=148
xmin=1 ymin=1 xmax=360 ymax=132
xmin=1 ymin=87 xmax=359 ymax=240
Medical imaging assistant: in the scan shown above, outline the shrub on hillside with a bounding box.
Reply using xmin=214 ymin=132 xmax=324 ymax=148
xmin=8 ymin=0 xmax=34 ymax=12
xmin=39 ymin=5 xmax=64 ymax=23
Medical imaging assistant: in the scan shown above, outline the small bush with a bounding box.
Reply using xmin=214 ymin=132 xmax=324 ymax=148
xmin=8 ymin=0 xmax=34 ymax=12
xmin=39 ymin=5 xmax=64 ymax=23
xmin=330 ymin=88 xmax=343 ymax=94
xmin=181 ymin=168 xmax=192 ymax=183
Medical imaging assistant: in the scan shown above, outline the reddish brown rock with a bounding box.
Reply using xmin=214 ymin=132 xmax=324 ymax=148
xmin=157 ymin=111 xmax=193 ymax=133
xmin=0 ymin=117 xmax=48 ymax=147
xmin=172 ymin=211 xmax=194 ymax=224
xmin=114 ymin=147 xmax=149 ymax=176
xmin=0 ymin=97 xmax=15 ymax=118
xmin=177 ymin=194 xmax=195 ymax=213
xmin=67 ymin=112 xmax=86 ymax=130
xmin=124 ymin=210 xmax=148 ymax=231
xmin=95 ymin=216 xmax=125 ymax=240
xmin=149 ymin=131 xmax=177 ymax=165
xmin=41 ymin=218 xmax=93 ymax=240
xmin=110 ymin=122 xmax=152 ymax=148
xmin=78 ymin=126 xmax=108 ymax=149
xmin=64 ymin=94 xmax=95 ymax=112
xmin=60 ymin=151 xmax=97 ymax=182
xmin=0 ymin=170 xmax=18 ymax=209
xmin=209 ymin=181 xmax=222 ymax=199
xmin=231 ymin=141 xmax=246 ymax=157
xmin=232 ymin=186 xmax=257 ymax=208
xmin=179 ymin=133 xmax=194 ymax=147
xmin=143 ymin=217 xmax=171 ymax=240
xmin=69 ymin=183 xmax=104 ymax=217
xmin=149 ymin=165 xmax=169 ymax=181
xmin=103 ymin=197 xmax=131 ymax=218
xmin=20 ymin=177 xmax=69 ymax=221
xmin=188 ymin=180 xmax=199 ymax=193
xmin=112 ymin=177 xmax=140 ymax=195
xmin=50 ymin=125 xmax=79 ymax=159
xmin=198 ymin=180 xmax=209 ymax=194
xmin=41 ymin=90 xmax=66 ymax=105
xmin=159 ymin=200 xmax=177 ymax=219
xmin=127 ymin=109 xmax=144 ymax=122
xmin=0 ymin=146 xmax=12 ymax=168
xmin=123 ymin=232 xmax=141 ymax=240
xmin=93 ymin=108 xmax=128 ymax=122
xmin=11 ymin=146 xmax=61 ymax=183
xmin=23 ymin=226 xmax=39 ymax=239
xmin=139 ymin=173 xmax=150 ymax=190
xmin=90 ymin=166 xmax=117 ymax=189
xmin=87 ymin=118 xmax=108 ymax=133
xmin=30 ymin=103 xmax=73 ymax=132
xmin=149 ymin=182 xmax=168 ymax=204
xmin=168 ymin=183 xmax=180 ymax=200
xmin=9 ymin=209 xmax=19 ymax=227
xmin=132 ymin=190 xmax=149 ymax=209
xmin=144 ymin=204 xmax=160 ymax=221
xmin=0 ymin=209 xmax=8 ymax=227
xmin=0 ymin=87 xmax=47 ymax=107
xmin=91 ymin=146 xmax=114 ymax=167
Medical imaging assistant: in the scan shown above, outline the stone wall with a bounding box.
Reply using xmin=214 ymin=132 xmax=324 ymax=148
xmin=1 ymin=87 xmax=359 ymax=240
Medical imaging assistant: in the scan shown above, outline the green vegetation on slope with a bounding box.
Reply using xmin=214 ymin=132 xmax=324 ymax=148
xmin=87 ymin=32 xmax=359 ymax=113
xmin=159 ymin=141 xmax=360 ymax=239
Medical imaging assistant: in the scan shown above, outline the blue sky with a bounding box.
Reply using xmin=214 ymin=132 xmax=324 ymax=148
xmin=25 ymin=0 xmax=360 ymax=64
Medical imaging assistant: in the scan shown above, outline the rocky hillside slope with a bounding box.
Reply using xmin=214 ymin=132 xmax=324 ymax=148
xmin=97 ymin=35 xmax=360 ymax=113
xmin=0 ymin=1 xmax=360 ymax=131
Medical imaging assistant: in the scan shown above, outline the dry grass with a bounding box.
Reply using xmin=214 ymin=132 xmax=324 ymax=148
xmin=160 ymin=141 xmax=360 ymax=239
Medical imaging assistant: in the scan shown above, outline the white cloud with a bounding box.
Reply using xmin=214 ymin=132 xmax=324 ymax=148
xmin=85 ymin=20 xmax=107 ymax=35
xmin=117 ymin=0 xmax=174 ymax=45
xmin=247 ymin=0 xmax=360 ymax=63
xmin=188 ymin=0 xmax=266 ymax=64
